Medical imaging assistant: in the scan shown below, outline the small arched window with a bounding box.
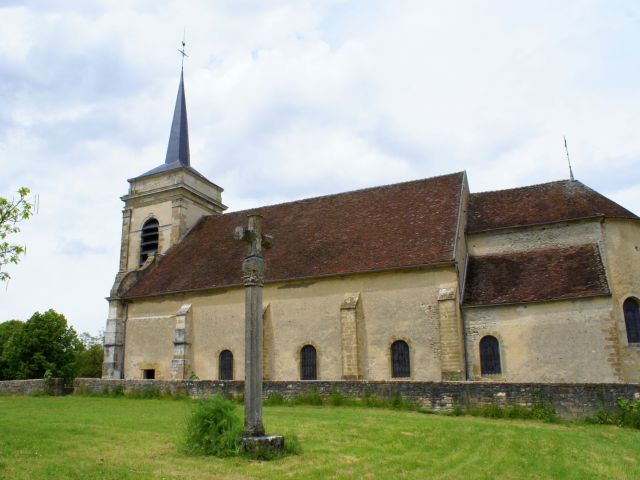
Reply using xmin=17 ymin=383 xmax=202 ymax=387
xmin=480 ymin=336 xmax=501 ymax=375
xmin=300 ymin=345 xmax=317 ymax=380
xmin=391 ymin=340 xmax=410 ymax=378
xmin=140 ymin=218 xmax=159 ymax=265
xmin=219 ymin=350 xmax=233 ymax=380
xmin=623 ymin=298 xmax=640 ymax=344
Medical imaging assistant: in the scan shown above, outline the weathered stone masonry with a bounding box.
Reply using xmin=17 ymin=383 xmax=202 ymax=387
xmin=74 ymin=378 xmax=640 ymax=419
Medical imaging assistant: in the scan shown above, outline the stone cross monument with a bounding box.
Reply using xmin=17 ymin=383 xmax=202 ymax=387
xmin=234 ymin=214 xmax=283 ymax=451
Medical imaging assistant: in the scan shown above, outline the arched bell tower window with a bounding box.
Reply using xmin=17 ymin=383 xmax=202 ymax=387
xmin=480 ymin=336 xmax=501 ymax=375
xmin=623 ymin=298 xmax=640 ymax=344
xmin=139 ymin=218 xmax=159 ymax=265
xmin=300 ymin=345 xmax=317 ymax=380
xmin=391 ymin=340 xmax=410 ymax=378
xmin=219 ymin=350 xmax=234 ymax=380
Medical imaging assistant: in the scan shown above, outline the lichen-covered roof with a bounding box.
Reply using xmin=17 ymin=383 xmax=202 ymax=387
xmin=467 ymin=180 xmax=637 ymax=233
xmin=125 ymin=172 xmax=465 ymax=298
xmin=463 ymin=244 xmax=610 ymax=307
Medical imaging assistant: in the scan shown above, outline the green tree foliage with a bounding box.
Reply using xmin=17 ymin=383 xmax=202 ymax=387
xmin=74 ymin=332 xmax=104 ymax=378
xmin=0 ymin=320 xmax=24 ymax=380
xmin=0 ymin=187 xmax=33 ymax=281
xmin=1 ymin=309 xmax=82 ymax=381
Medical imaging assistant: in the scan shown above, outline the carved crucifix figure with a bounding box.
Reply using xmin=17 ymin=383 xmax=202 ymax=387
xmin=234 ymin=214 xmax=273 ymax=437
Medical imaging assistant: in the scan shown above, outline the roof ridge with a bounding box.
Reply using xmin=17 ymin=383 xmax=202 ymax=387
xmin=471 ymin=179 xmax=575 ymax=196
xmin=224 ymin=171 xmax=465 ymax=216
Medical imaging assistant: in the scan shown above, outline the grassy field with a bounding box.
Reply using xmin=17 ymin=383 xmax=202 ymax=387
xmin=0 ymin=396 xmax=639 ymax=479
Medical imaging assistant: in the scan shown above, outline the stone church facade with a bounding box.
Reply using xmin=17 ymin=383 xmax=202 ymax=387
xmin=103 ymin=71 xmax=640 ymax=384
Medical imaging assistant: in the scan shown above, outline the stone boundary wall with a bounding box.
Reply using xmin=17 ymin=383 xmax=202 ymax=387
xmin=74 ymin=379 xmax=640 ymax=418
xmin=0 ymin=378 xmax=64 ymax=396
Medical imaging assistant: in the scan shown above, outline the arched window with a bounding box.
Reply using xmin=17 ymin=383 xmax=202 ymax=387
xmin=391 ymin=340 xmax=410 ymax=378
xmin=623 ymin=298 xmax=640 ymax=344
xmin=480 ymin=336 xmax=501 ymax=375
xmin=140 ymin=218 xmax=159 ymax=265
xmin=300 ymin=345 xmax=317 ymax=380
xmin=219 ymin=350 xmax=233 ymax=380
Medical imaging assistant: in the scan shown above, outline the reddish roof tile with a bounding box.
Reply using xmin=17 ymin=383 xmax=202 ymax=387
xmin=125 ymin=172 xmax=465 ymax=298
xmin=467 ymin=180 xmax=637 ymax=233
xmin=463 ymin=244 xmax=610 ymax=307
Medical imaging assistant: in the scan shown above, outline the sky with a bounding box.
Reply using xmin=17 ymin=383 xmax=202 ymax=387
xmin=1 ymin=0 xmax=640 ymax=335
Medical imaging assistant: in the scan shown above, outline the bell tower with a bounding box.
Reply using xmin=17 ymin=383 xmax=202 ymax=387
xmin=103 ymin=60 xmax=226 ymax=379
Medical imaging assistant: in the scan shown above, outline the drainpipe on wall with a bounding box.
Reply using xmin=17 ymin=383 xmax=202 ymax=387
xmin=459 ymin=252 xmax=471 ymax=381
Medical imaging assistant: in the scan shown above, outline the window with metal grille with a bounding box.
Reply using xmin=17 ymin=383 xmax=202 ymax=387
xmin=391 ymin=340 xmax=410 ymax=378
xmin=624 ymin=298 xmax=640 ymax=343
xmin=300 ymin=345 xmax=317 ymax=380
xmin=219 ymin=350 xmax=233 ymax=380
xmin=480 ymin=336 xmax=501 ymax=375
xmin=139 ymin=218 xmax=159 ymax=265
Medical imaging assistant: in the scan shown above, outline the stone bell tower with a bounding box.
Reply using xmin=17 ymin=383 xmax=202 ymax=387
xmin=102 ymin=65 xmax=226 ymax=379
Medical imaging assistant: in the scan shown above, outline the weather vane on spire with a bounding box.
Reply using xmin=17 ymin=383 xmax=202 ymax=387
xmin=178 ymin=28 xmax=188 ymax=69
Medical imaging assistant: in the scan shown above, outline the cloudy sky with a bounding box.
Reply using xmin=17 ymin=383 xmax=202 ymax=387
xmin=1 ymin=0 xmax=640 ymax=335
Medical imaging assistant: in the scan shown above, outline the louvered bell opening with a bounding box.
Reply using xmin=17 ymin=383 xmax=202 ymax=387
xmin=139 ymin=219 xmax=159 ymax=265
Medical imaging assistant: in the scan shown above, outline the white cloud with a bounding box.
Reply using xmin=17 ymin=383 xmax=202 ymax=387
xmin=1 ymin=0 xmax=640 ymax=334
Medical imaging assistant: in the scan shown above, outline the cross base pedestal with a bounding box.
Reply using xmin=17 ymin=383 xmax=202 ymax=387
xmin=241 ymin=435 xmax=285 ymax=455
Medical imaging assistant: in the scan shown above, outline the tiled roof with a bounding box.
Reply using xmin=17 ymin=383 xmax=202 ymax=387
xmin=467 ymin=180 xmax=637 ymax=233
xmin=463 ymin=244 xmax=610 ymax=307
xmin=125 ymin=172 xmax=465 ymax=298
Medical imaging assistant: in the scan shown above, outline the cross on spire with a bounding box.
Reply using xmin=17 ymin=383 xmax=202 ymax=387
xmin=178 ymin=30 xmax=188 ymax=70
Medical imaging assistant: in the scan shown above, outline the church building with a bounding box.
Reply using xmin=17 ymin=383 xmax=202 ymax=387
xmin=103 ymin=70 xmax=640 ymax=384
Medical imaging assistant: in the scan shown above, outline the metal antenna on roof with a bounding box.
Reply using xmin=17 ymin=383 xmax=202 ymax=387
xmin=178 ymin=28 xmax=188 ymax=70
xmin=564 ymin=136 xmax=575 ymax=181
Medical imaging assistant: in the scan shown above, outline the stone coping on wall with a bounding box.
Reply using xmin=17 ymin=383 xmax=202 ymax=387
xmin=0 ymin=378 xmax=64 ymax=396
xmin=74 ymin=379 xmax=640 ymax=419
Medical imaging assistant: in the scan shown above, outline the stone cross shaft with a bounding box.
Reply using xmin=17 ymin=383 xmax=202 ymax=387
xmin=234 ymin=214 xmax=273 ymax=436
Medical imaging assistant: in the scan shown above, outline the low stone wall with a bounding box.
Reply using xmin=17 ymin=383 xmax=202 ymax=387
xmin=0 ymin=378 xmax=64 ymax=396
xmin=74 ymin=378 xmax=640 ymax=418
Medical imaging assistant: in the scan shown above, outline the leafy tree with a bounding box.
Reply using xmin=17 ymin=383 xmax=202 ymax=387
xmin=0 ymin=320 xmax=24 ymax=380
xmin=1 ymin=309 xmax=82 ymax=380
xmin=73 ymin=344 xmax=104 ymax=378
xmin=74 ymin=332 xmax=104 ymax=378
xmin=0 ymin=187 xmax=33 ymax=281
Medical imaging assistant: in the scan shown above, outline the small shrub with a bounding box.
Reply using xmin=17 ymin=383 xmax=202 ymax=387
xmin=329 ymin=389 xmax=346 ymax=406
xmin=294 ymin=390 xmax=323 ymax=406
xmin=616 ymin=399 xmax=640 ymax=429
xmin=390 ymin=392 xmax=416 ymax=410
xmin=284 ymin=433 xmax=302 ymax=455
xmin=264 ymin=393 xmax=285 ymax=406
xmin=110 ymin=385 xmax=125 ymax=397
xmin=530 ymin=403 xmax=556 ymax=422
xmin=183 ymin=395 xmax=242 ymax=456
xmin=450 ymin=405 xmax=464 ymax=416
xmin=585 ymin=407 xmax=615 ymax=425
xmin=43 ymin=369 xmax=54 ymax=395
xmin=126 ymin=386 xmax=162 ymax=399
xmin=479 ymin=404 xmax=504 ymax=418
xmin=590 ymin=399 xmax=640 ymax=429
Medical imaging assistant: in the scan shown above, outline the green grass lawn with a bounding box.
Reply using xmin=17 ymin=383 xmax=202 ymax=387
xmin=0 ymin=396 xmax=638 ymax=479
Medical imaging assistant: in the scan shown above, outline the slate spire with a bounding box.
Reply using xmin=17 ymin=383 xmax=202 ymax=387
xmin=165 ymin=68 xmax=190 ymax=166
